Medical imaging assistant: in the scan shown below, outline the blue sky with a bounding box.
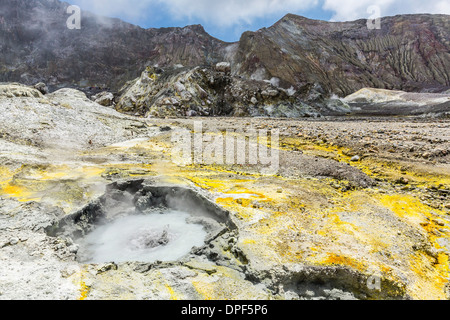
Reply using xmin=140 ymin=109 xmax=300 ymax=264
xmin=69 ymin=0 xmax=450 ymax=42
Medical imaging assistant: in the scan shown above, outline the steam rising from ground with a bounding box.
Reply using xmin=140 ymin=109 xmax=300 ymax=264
xmin=78 ymin=210 xmax=207 ymax=263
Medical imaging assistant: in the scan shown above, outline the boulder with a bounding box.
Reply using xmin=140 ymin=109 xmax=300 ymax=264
xmin=215 ymin=62 xmax=231 ymax=73
xmin=261 ymin=89 xmax=279 ymax=98
xmin=93 ymin=91 xmax=115 ymax=107
xmin=34 ymin=82 xmax=49 ymax=95
xmin=186 ymin=110 xmax=198 ymax=117
xmin=0 ymin=83 xmax=44 ymax=99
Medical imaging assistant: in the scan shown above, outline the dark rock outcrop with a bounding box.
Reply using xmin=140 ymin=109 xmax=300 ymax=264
xmin=0 ymin=0 xmax=448 ymax=100
xmin=116 ymin=65 xmax=319 ymax=118
xmin=0 ymin=0 xmax=227 ymax=92
xmin=232 ymin=14 xmax=450 ymax=96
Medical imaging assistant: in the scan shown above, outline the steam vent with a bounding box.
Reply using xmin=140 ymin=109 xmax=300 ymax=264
xmin=47 ymin=180 xmax=236 ymax=265
xmin=2 ymin=111 xmax=448 ymax=300
xmin=0 ymin=0 xmax=449 ymax=302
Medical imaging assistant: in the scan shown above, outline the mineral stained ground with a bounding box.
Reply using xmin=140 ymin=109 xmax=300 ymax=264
xmin=0 ymin=85 xmax=449 ymax=300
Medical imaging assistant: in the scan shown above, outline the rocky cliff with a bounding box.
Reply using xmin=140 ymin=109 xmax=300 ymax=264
xmin=232 ymin=14 xmax=450 ymax=96
xmin=115 ymin=63 xmax=449 ymax=118
xmin=115 ymin=64 xmax=321 ymax=118
xmin=0 ymin=0 xmax=226 ymax=92
xmin=1 ymin=0 xmax=449 ymax=100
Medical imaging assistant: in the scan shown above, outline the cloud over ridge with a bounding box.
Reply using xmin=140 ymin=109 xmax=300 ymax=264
xmin=73 ymin=0 xmax=450 ymax=27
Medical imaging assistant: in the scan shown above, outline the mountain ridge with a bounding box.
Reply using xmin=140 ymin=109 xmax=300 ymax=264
xmin=1 ymin=0 xmax=449 ymax=97
xmin=233 ymin=13 xmax=449 ymax=96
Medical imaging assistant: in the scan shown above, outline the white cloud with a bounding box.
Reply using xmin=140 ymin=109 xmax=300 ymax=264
xmin=323 ymin=0 xmax=450 ymax=22
xmin=72 ymin=0 xmax=319 ymax=26
xmin=158 ymin=0 xmax=319 ymax=26
xmin=72 ymin=0 xmax=154 ymax=21
xmin=72 ymin=0 xmax=450 ymax=27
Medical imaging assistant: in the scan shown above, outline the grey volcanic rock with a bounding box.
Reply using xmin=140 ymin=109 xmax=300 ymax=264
xmin=92 ymin=91 xmax=115 ymax=107
xmin=0 ymin=86 xmax=449 ymax=299
xmin=0 ymin=82 xmax=43 ymax=98
xmin=236 ymin=15 xmax=450 ymax=96
xmin=34 ymin=82 xmax=48 ymax=95
xmin=116 ymin=65 xmax=450 ymax=119
xmin=116 ymin=65 xmax=318 ymax=118
xmin=343 ymin=88 xmax=450 ymax=117
xmin=231 ymin=14 xmax=450 ymax=96
xmin=1 ymin=0 xmax=449 ymax=99
xmin=0 ymin=83 xmax=152 ymax=151
xmin=0 ymin=0 xmax=227 ymax=92
xmin=344 ymin=88 xmax=450 ymax=105
xmin=215 ymin=62 xmax=231 ymax=73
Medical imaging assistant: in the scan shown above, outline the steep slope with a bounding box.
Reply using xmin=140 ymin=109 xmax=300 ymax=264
xmin=0 ymin=0 xmax=449 ymax=98
xmin=0 ymin=0 xmax=227 ymax=91
xmin=342 ymin=88 xmax=450 ymax=117
xmin=231 ymin=14 xmax=450 ymax=96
